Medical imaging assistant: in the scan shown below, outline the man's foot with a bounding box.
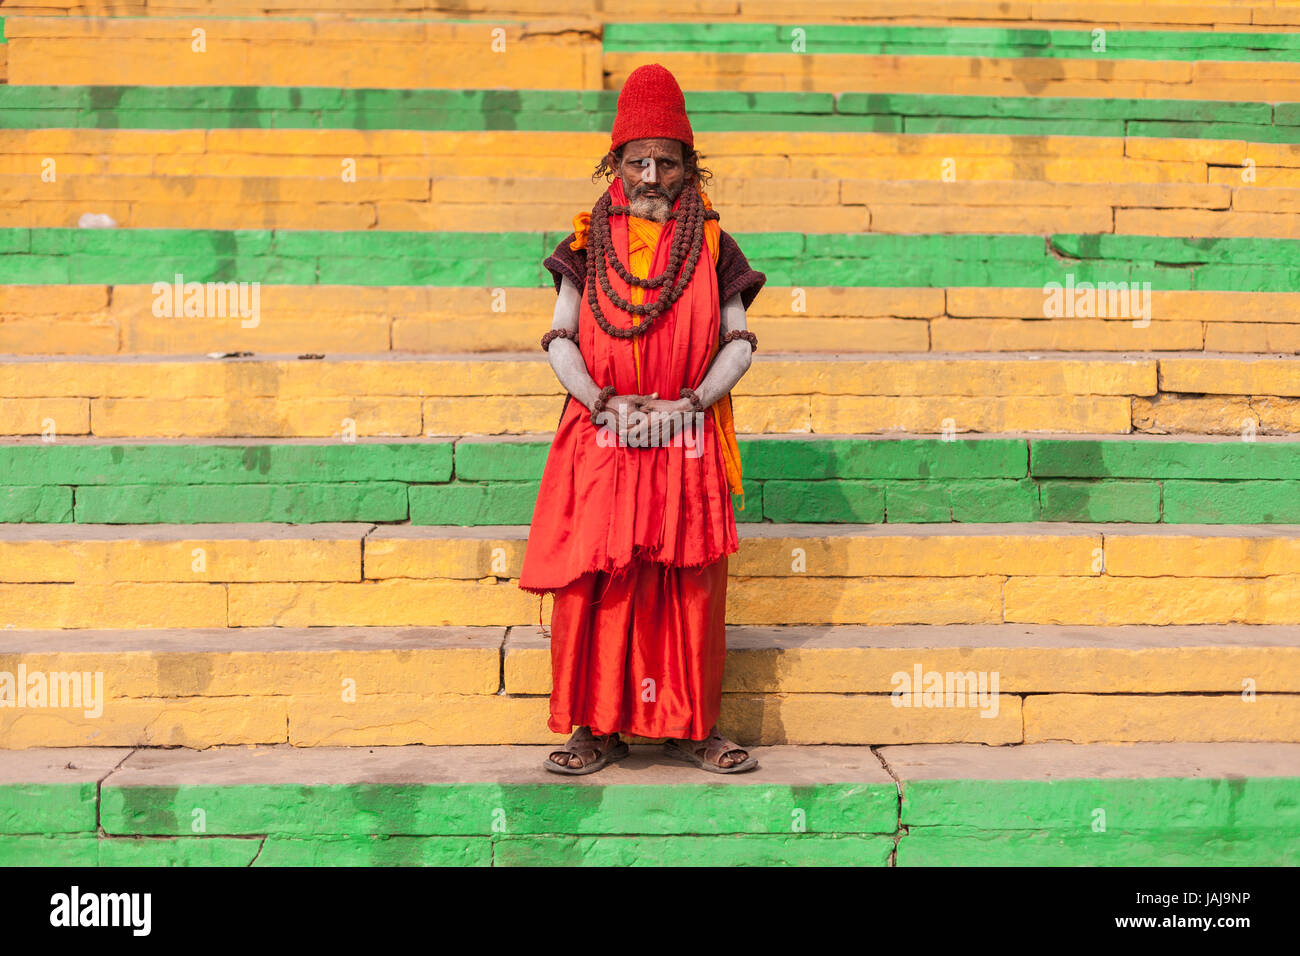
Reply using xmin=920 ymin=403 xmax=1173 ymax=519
xmin=544 ymin=726 xmax=629 ymax=775
xmin=663 ymin=725 xmax=758 ymax=773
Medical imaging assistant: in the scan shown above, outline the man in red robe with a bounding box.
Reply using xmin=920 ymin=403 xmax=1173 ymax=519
xmin=519 ymin=63 xmax=766 ymax=774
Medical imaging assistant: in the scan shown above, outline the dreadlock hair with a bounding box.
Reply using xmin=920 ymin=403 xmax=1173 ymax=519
xmin=592 ymin=141 xmax=714 ymax=188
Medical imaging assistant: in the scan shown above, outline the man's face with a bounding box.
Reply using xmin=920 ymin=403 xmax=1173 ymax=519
xmin=618 ymin=138 xmax=686 ymax=223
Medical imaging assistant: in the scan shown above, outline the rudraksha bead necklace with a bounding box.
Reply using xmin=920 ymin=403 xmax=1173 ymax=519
xmin=585 ymin=184 xmax=720 ymax=340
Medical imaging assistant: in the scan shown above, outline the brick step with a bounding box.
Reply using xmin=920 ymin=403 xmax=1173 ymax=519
xmin=604 ymin=50 xmax=1300 ymax=101
xmin=4 ymin=130 xmax=1295 ymax=186
xmin=6 ymin=15 xmax=1300 ymax=99
xmin=4 ymin=85 xmax=1299 ymax=139
xmin=4 ymin=522 xmax=1300 ymax=628
xmin=3 ymin=742 xmax=1297 ymax=865
xmin=605 ymin=22 xmax=1300 ymax=60
xmin=2 ymin=352 xmax=1298 ymax=437
xmin=11 ymin=175 xmax=1300 ymax=238
xmin=0 ymin=623 xmax=1297 ymax=747
xmin=7 ymin=228 xmax=1300 ymax=294
xmin=7 ymin=285 xmax=1300 ymax=356
xmin=7 ymin=433 xmax=1300 ymax=525
xmin=1 ymin=17 xmax=600 ymax=90
xmin=3 ymin=1 xmax=1295 ymax=31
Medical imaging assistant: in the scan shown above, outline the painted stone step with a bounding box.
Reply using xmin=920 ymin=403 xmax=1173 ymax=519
xmin=604 ymin=49 xmax=1300 ymax=102
xmin=7 ymin=229 xmax=1300 ymax=292
xmin=2 ymin=742 xmax=1296 ymax=865
xmin=0 ymin=1 xmax=1289 ymax=32
xmin=4 ymin=84 xmax=1299 ymax=139
xmin=879 ymin=741 xmax=1300 ymax=866
xmin=2 ymin=351 xmax=1298 ymax=437
xmin=3 ymin=130 xmax=1294 ymax=187
xmin=11 ymin=173 xmax=1300 ymax=240
xmin=9 ymin=17 xmax=1300 ymax=103
xmin=5 ymin=522 xmax=1300 ymax=629
xmin=5 ymin=282 xmax=1300 ymax=356
xmin=5 ymin=433 xmax=1300 ymax=525
xmin=606 ymin=22 xmax=1300 ymax=61
xmin=0 ymin=623 xmax=1297 ymax=747
xmin=1 ymin=18 xmax=601 ymax=90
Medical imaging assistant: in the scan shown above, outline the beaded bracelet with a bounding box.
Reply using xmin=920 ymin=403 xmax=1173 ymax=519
xmin=680 ymin=386 xmax=705 ymax=412
xmin=541 ymin=327 xmax=578 ymax=351
xmin=589 ymin=384 xmax=616 ymax=425
xmin=721 ymin=329 xmax=758 ymax=352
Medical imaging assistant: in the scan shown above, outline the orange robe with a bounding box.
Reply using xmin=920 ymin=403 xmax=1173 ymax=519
xmin=519 ymin=179 xmax=739 ymax=739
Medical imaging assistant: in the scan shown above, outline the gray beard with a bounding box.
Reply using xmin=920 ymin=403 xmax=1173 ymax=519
xmin=628 ymin=194 xmax=673 ymax=222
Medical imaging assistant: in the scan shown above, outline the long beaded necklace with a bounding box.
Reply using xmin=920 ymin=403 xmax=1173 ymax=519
xmin=585 ymin=183 xmax=720 ymax=339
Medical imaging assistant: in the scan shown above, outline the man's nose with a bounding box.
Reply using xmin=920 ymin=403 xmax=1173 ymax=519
xmin=641 ymin=159 xmax=658 ymax=184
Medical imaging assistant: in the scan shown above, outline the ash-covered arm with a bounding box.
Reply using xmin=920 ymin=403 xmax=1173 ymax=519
xmin=546 ymin=276 xmax=601 ymax=411
xmin=545 ymin=280 xmax=753 ymax=411
xmin=692 ymin=293 xmax=753 ymax=408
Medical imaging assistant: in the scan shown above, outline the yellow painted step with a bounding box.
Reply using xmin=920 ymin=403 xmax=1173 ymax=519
xmin=8 ymin=129 xmax=1298 ymax=183
xmin=7 ymin=523 xmax=1300 ymax=629
xmin=503 ymin=623 xmax=1300 ymax=694
xmin=3 ymin=623 xmax=1296 ymax=746
xmin=3 ymin=352 xmax=1299 ymax=436
xmin=17 ymin=174 xmax=1300 ymax=237
xmin=1 ymin=17 xmax=601 ymax=89
xmin=6 ymin=285 xmax=1300 ymax=356
xmin=5 ymin=0 xmax=1296 ymax=30
xmin=6 ymin=14 xmax=1299 ymax=96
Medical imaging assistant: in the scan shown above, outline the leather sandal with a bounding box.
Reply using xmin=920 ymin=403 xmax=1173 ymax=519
xmin=543 ymin=727 xmax=630 ymax=775
xmin=663 ymin=725 xmax=758 ymax=774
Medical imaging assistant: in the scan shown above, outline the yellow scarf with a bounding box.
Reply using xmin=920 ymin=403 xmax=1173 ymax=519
xmin=569 ymin=188 xmax=745 ymax=508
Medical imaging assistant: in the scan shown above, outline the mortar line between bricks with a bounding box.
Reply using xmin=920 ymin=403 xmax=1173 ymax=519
xmin=497 ymin=627 xmax=508 ymax=694
xmin=247 ymin=836 xmax=267 ymax=867
xmin=95 ymin=748 xmax=137 ymax=838
xmin=870 ymin=746 xmax=903 ymax=867
xmin=359 ymin=523 xmax=379 ymax=581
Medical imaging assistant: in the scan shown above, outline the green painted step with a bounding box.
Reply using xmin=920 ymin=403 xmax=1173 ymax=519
xmin=10 ymin=18 xmax=1300 ymax=61
xmin=4 ymin=229 xmax=1300 ymax=290
xmin=605 ymin=23 xmax=1300 ymax=61
xmin=0 ymin=86 xmax=1296 ymax=140
xmin=4 ymin=437 xmax=1300 ymax=524
xmin=883 ymin=742 xmax=1300 ymax=866
xmin=4 ymin=743 xmax=1297 ymax=866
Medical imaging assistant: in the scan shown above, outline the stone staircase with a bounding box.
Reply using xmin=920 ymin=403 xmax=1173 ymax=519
xmin=1 ymin=0 xmax=1298 ymax=865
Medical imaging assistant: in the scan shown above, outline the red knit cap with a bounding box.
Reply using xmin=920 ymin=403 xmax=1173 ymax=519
xmin=610 ymin=63 xmax=694 ymax=153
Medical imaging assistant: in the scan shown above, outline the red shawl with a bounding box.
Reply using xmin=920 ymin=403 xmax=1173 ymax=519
xmin=518 ymin=178 xmax=740 ymax=596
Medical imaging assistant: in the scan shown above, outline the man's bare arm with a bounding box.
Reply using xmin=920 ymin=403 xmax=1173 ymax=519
xmin=548 ymin=279 xmax=751 ymax=414
xmin=546 ymin=276 xmax=601 ymax=411
xmin=692 ymin=293 xmax=753 ymax=408
xmin=547 ymin=277 xmax=651 ymax=443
